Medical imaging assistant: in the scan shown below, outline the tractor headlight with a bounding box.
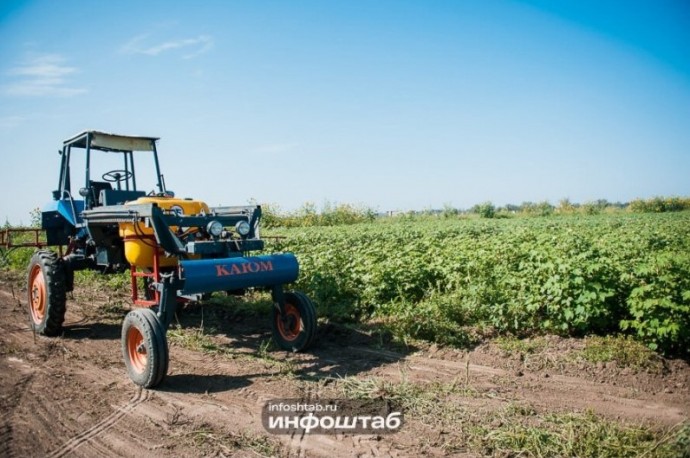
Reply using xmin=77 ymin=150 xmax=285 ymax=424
xmin=206 ymin=220 xmax=223 ymax=237
xmin=235 ymin=220 xmax=251 ymax=237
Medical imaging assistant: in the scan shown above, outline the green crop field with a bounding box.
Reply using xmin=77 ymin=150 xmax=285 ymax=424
xmin=3 ymin=208 xmax=689 ymax=356
xmin=271 ymin=211 xmax=690 ymax=355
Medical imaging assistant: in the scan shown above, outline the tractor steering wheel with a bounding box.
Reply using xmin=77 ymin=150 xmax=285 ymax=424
xmin=102 ymin=169 xmax=133 ymax=183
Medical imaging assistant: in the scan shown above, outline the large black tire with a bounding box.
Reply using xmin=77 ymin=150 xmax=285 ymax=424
xmin=27 ymin=250 xmax=67 ymax=336
xmin=121 ymin=308 xmax=168 ymax=388
xmin=272 ymin=291 xmax=317 ymax=352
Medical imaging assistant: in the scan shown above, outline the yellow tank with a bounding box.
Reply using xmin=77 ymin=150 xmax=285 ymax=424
xmin=119 ymin=196 xmax=210 ymax=268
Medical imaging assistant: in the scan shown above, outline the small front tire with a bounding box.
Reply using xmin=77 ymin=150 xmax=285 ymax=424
xmin=272 ymin=291 xmax=317 ymax=352
xmin=121 ymin=308 xmax=168 ymax=388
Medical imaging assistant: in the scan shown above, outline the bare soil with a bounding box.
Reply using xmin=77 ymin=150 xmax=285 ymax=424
xmin=1 ymin=271 xmax=688 ymax=457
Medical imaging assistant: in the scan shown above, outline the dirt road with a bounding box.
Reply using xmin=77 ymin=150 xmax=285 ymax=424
xmin=1 ymin=271 xmax=688 ymax=457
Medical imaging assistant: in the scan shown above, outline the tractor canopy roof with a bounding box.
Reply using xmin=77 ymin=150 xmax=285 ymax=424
xmin=63 ymin=130 xmax=159 ymax=153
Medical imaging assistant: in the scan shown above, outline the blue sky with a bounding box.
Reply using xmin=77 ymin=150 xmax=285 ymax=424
xmin=1 ymin=0 xmax=688 ymax=223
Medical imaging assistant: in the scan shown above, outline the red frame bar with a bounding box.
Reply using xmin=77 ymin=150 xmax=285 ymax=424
xmin=130 ymin=243 xmax=161 ymax=307
xmin=1 ymin=228 xmax=47 ymax=249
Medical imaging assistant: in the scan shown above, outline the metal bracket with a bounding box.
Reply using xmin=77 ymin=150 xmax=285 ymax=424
xmin=156 ymin=276 xmax=179 ymax=330
xmin=271 ymin=284 xmax=285 ymax=316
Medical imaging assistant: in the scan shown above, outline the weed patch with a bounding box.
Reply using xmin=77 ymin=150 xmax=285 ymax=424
xmin=579 ymin=335 xmax=663 ymax=372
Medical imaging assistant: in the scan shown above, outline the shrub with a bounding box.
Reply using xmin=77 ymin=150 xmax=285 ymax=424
xmin=621 ymin=253 xmax=690 ymax=354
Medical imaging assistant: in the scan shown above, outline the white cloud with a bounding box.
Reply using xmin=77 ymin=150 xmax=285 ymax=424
xmin=121 ymin=34 xmax=213 ymax=59
xmin=3 ymin=54 xmax=87 ymax=97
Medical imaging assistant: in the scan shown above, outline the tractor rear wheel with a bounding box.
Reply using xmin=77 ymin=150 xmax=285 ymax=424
xmin=121 ymin=308 xmax=168 ymax=388
xmin=272 ymin=291 xmax=317 ymax=352
xmin=27 ymin=250 xmax=67 ymax=336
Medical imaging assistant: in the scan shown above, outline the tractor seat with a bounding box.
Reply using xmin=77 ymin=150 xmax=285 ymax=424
xmin=90 ymin=181 xmax=112 ymax=195
xmin=100 ymin=189 xmax=146 ymax=206
xmin=89 ymin=181 xmax=112 ymax=206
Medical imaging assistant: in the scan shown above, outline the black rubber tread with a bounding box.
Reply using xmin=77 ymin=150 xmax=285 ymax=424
xmin=121 ymin=309 xmax=168 ymax=388
xmin=271 ymin=290 xmax=317 ymax=352
xmin=289 ymin=291 xmax=317 ymax=348
xmin=139 ymin=308 xmax=169 ymax=387
xmin=27 ymin=250 xmax=67 ymax=336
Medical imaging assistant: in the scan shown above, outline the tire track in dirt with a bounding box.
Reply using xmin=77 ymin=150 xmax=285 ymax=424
xmin=46 ymin=388 xmax=150 ymax=458
xmin=361 ymin=345 xmax=690 ymax=426
xmin=0 ymin=422 xmax=10 ymax=458
xmin=160 ymin=349 xmax=401 ymax=458
xmin=0 ymin=373 xmax=34 ymax=458
xmin=0 ymin=285 xmax=35 ymax=457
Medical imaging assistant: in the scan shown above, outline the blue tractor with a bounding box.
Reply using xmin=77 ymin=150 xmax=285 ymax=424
xmin=28 ymin=130 xmax=316 ymax=388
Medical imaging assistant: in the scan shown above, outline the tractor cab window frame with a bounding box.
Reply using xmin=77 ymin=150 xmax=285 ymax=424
xmin=54 ymin=131 xmax=165 ymax=209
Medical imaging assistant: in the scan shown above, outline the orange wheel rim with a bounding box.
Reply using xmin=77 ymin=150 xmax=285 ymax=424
xmin=29 ymin=265 xmax=46 ymax=325
xmin=276 ymin=303 xmax=301 ymax=341
xmin=126 ymin=326 xmax=147 ymax=373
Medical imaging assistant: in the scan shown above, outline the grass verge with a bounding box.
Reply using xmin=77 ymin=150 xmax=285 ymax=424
xmin=579 ymin=335 xmax=663 ymax=372
xmin=335 ymin=375 xmax=689 ymax=457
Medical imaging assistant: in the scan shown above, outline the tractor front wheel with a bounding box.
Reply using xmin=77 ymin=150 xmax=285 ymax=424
xmin=272 ymin=291 xmax=317 ymax=352
xmin=27 ymin=250 xmax=67 ymax=336
xmin=121 ymin=308 xmax=168 ymax=388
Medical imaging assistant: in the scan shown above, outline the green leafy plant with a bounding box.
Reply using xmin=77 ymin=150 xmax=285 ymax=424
xmin=621 ymin=253 xmax=690 ymax=354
